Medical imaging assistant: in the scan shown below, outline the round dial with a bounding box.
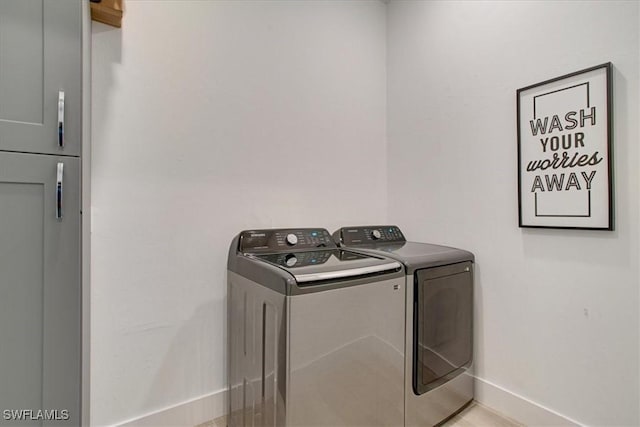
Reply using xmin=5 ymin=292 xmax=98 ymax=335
xmin=371 ymin=229 xmax=382 ymax=240
xmin=285 ymin=254 xmax=298 ymax=267
xmin=285 ymin=233 xmax=298 ymax=246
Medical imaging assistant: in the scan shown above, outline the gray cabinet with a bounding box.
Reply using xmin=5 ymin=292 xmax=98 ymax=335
xmin=0 ymin=152 xmax=81 ymax=426
xmin=0 ymin=0 xmax=82 ymax=156
xmin=0 ymin=1 xmax=83 ymax=424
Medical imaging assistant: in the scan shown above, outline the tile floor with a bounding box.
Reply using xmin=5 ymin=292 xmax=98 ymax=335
xmin=443 ymin=403 xmax=523 ymax=427
xmin=198 ymin=402 xmax=523 ymax=427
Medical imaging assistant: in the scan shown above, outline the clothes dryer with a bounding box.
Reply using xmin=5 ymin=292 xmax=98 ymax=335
xmin=333 ymin=225 xmax=475 ymax=427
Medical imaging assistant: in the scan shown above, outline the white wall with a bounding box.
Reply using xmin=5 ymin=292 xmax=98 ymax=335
xmin=91 ymin=1 xmax=387 ymax=425
xmin=387 ymin=1 xmax=639 ymax=426
xmin=92 ymin=1 xmax=640 ymax=425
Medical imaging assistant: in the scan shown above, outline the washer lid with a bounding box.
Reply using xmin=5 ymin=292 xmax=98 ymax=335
xmin=251 ymin=249 xmax=402 ymax=284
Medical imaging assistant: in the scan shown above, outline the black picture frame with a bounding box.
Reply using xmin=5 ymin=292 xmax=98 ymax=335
xmin=517 ymin=63 xmax=613 ymax=230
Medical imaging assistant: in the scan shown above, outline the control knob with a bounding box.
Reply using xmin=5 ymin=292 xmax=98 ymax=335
xmin=371 ymin=229 xmax=382 ymax=240
xmin=285 ymin=254 xmax=298 ymax=267
xmin=285 ymin=233 xmax=298 ymax=246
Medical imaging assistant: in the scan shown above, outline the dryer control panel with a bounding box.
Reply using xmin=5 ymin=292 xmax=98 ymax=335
xmin=334 ymin=225 xmax=406 ymax=246
xmin=239 ymin=228 xmax=336 ymax=253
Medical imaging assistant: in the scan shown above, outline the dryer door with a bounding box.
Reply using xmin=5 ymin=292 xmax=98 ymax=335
xmin=413 ymin=261 xmax=473 ymax=395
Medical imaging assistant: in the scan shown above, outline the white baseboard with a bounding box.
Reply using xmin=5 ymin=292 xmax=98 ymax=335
xmin=116 ymin=389 xmax=227 ymax=427
xmin=113 ymin=378 xmax=582 ymax=427
xmin=474 ymin=377 xmax=583 ymax=427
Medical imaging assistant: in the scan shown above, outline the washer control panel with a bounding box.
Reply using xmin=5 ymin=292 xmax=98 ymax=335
xmin=254 ymin=250 xmax=334 ymax=268
xmin=239 ymin=228 xmax=335 ymax=253
xmin=335 ymin=225 xmax=406 ymax=246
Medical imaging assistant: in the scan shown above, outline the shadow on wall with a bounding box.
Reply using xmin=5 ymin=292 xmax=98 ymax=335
xmin=91 ymin=20 xmax=227 ymax=425
xmin=472 ymin=261 xmax=485 ymax=379
xmin=142 ymin=296 xmax=222 ymax=426
xmin=91 ymin=20 xmax=122 ymax=189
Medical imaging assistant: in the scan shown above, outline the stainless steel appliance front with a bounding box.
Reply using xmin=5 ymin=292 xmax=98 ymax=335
xmin=227 ymin=229 xmax=405 ymax=427
xmin=413 ymin=262 xmax=472 ymax=396
xmin=333 ymin=225 xmax=475 ymax=427
xmin=405 ymin=269 xmax=474 ymax=427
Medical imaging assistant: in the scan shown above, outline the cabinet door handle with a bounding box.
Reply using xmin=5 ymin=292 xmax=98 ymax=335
xmin=58 ymin=90 xmax=65 ymax=148
xmin=56 ymin=162 xmax=64 ymax=220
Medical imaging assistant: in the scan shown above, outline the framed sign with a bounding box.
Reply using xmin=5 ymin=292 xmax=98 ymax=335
xmin=517 ymin=63 xmax=613 ymax=230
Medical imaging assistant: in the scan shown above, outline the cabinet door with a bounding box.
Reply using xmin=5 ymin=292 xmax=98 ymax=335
xmin=0 ymin=152 xmax=80 ymax=426
xmin=0 ymin=0 xmax=82 ymax=156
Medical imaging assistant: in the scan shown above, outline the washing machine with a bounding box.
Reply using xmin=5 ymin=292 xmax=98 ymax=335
xmin=227 ymin=228 xmax=406 ymax=427
xmin=333 ymin=225 xmax=475 ymax=427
